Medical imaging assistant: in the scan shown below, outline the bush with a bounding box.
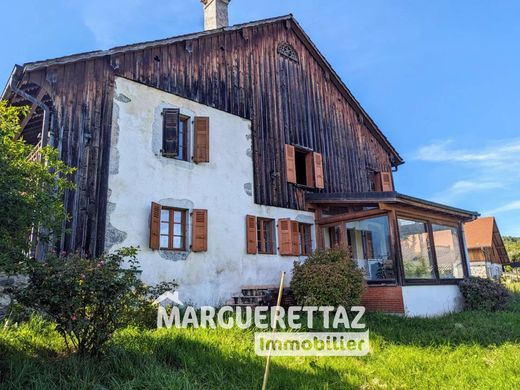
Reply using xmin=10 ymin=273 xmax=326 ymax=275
xmin=459 ymin=276 xmax=512 ymax=311
xmin=17 ymin=247 xmax=175 ymax=356
xmin=290 ymin=248 xmax=365 ymax=307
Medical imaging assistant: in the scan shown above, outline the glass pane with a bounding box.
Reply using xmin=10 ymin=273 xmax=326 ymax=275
xmin=345 ymin=215 xmax=394 ymax=280
xmin=432 ymin=224 xmax=464 ymax=279
xmin=161 ymin=210 xmax=170 ymax=222
xmin=398 ymin=218 xmax=435 ymax=279
xmin=173 ymin=211 xmax=182 ymax=223
xmin=160 ymin=222 xmax=169 ymax=235
xmin=173 ymin=224 xmax=182 ymax=236
xmin=160 ymin=235 xmax=169 ymax=248
xmin=173 ymin=236 xmax=183 ymax=249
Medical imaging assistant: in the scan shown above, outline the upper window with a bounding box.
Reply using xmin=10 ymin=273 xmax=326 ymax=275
xmin=285 ymin=144 xmax=324 ymax=188
xmin=346 ymin=215 xmax=395 ymax=281
xmin=160 ymin=207 xmax=187 ymax=251
xmin=398 ymin=218 xmax=436 ymax=279
xmin=162 ymin=108 xmax=189 ymax=161
xmin=257 ymin=218 xmax=276 ymax=254
xmin=432 ymin=224 xmax=464 ymax=279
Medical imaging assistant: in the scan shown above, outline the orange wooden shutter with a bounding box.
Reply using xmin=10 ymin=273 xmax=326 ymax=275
xmin=149 ymin=202 xmax=161 ymax=250
xmin=305 ymin=153 xmax=315 ymax=187
xmin=193 ymin=116 xmax=210 ymax=163
xmin=246 ymin=215 xmax=257 ymax=254
xmin=291 ymin=221 xmax=300 ymax=255
xmin=278 ymin=218 xmax=292 ymax=255
xmin=381 ymin=172 xmax=394 ymax=192
xmin=313 ymin=152 xmax=324 ymax=189
xmin=162 ymin=108 xmax=180 ymax=157
xmin=285 ymin=144 xmax=296 ymax=183
xmin=192 ymin=209 xmax=208 ymax=252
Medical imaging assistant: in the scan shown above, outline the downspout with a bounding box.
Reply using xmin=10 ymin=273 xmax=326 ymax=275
xmin=8 ymin=66 xmax=54 ymax=260
xmin=8 ymin=66 xmax=53 ymax=148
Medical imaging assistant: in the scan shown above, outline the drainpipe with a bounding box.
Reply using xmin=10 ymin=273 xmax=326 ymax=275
xmin=8 ymin=66 xmax=53 ymax=148
xmin=7 ymin=66 xmax=54 ymax=260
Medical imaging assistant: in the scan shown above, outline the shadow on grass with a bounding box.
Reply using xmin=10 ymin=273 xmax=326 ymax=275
xmin=0 ymin=329 xmax=358 ymax=389
xmin=365 ymin=293 xmax=520 ymax=348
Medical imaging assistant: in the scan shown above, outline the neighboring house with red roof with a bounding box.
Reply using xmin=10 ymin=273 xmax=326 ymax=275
xmin=464 ymin=217 xmax=510 ymax=279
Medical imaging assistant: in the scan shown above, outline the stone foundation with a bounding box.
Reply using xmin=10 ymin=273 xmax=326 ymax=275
xmin=0 ymin=274 xmax=28 ymax=319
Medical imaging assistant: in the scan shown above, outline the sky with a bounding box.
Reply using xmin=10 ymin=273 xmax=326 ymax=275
xmin=1 ymin=0 xmax=519 ymax=236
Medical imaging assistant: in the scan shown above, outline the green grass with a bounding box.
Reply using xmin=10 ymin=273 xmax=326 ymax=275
xmin=1 ymin=296 xmax=520 ymax=389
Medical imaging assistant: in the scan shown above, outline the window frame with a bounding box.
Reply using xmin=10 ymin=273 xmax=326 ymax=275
xmin=257 ymin=218 xmax=276 ymax=255
xmin=161 ymin=111 xmax=191 ymax=162
xmin=298 ymin=223 xmax=313 ymax=256
xmin=159 ymin=207 xmax=188 ymax=251
xmin=396 ymin=212 xmax=467 ymax=285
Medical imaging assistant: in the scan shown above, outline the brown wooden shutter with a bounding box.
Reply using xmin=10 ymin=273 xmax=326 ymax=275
xmin=192 ymin=209 xmax=208 ymax=252
xmin=246 ymin=215 xmax=257 ymax=254
xmin=313 ymin=152 xmax=324 ymax=189
xmin=162 ymin=108 xmax=180 ymax=157
xmin=149 ymin=202 xmax=161 ymax=250
xmin=381 ymin=172 xmax=394 ymax=192
xmin=193 ymin=116 xmax=210 ymax=163
xmin=291 ymin=221 xmax=300 ymax=255
xmin=278 ymin=218 xmax=292 ymax=255
xmin=285 ymin=144 xmax=296 ymax=183
xmin=375 ymin=172 xmax=394 ymax=192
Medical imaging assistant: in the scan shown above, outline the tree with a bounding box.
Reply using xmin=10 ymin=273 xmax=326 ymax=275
xmin=503 ymin=236 xmax=520 ymax=262
xmin=0 ymin=100 xmax=74 ymax=273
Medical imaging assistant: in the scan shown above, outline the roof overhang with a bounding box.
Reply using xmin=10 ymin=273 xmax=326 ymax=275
xmin=306 ymin=191 xmax=479 ymax=222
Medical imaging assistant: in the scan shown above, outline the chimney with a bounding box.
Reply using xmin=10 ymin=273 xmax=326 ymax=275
xmin=200 ymin=0 xmax=230 ymax=30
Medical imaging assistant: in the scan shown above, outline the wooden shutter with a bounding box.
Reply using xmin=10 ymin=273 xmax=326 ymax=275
xmin=285 ymin=144 xmax=296 ymax=183
xmin=313 ymin=152 xmax=324 ymax=189
xmin=162 ymin=108 xmax=180 ymax=157
xmin=278 ymin=218 xmax=292 ymax=255
xmin=305 ymin=153 xmax=315 ymax=187
xmin=291 ymin=221 xmax=300 ymax=255
xmin=149 ymin=202 xmax=161 ymax=250
xmin=375 ymin=172 xmax=394 ymax=192
xmin=193 ymin=116 xmax=210 ymax=163
xmin=192 ymin=209 xmax=208 ymax=252
xmin=246 ymin=215 xmax=257 ymax=254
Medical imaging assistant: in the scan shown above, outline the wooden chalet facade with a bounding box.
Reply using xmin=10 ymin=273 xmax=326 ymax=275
xmin=2 ymin=2 xmax=478 ymax=315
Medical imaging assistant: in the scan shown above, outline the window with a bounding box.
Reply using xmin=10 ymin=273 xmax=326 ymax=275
xmin=398 ymin=218 xmax=435 ymax=279
xmin=326 ymin=225 xmax=342 ymax=248
xmin=285 ymin=144 xmax=324 ymax=188
xmin=298 ymin=223 xmax=312 ymax=255
xmin=432 ymin=224 xmax=464 ymax=279
xmin=162 ymin=108 xmax=189 ymax=161
xmin=345 ymin=215 xmax=395 ymax=281
xmin=257 ymin=218 xmax=276 ymax=254
xmin=160 ymin=208 xmax=187 ymax=250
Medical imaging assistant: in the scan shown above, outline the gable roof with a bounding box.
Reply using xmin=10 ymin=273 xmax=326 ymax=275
xmin=465 ymin=217 xmax=496 ymax=248
xmin=4 ymin=14 xmax=403 ymax=166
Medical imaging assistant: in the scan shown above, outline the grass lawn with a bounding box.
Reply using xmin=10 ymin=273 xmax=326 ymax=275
xmin=1 ymin=295 xmax=520 ymax=389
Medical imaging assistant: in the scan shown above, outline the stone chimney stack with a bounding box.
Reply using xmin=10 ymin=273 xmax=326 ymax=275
xmin=200 ymin=0 xmax=230 ymax=30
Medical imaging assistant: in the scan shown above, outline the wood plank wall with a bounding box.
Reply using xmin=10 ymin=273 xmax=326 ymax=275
xmin=20 ymin=20 xmax=395 ymax=256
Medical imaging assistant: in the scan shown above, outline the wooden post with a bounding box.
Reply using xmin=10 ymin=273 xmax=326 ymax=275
xmin=261 ymin=271 xmax=285 ymax=390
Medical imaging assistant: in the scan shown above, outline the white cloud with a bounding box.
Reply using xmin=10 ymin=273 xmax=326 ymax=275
xmin=415 ymin=138 xmax=520 ymax=203
xmin=484 ymin=200 xmax=520 ymax=216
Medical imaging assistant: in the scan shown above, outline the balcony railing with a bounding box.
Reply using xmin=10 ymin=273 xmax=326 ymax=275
xmin=27 ymin=140 xmax=43 ymax=162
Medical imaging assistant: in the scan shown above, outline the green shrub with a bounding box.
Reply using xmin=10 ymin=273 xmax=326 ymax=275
xmin=459 ymin=276 xmax=512 ymax=311
xmin=17 ymin=247 xmax=175 ymax=356
xmin=290 ymin=248 xmax=365 ymax=307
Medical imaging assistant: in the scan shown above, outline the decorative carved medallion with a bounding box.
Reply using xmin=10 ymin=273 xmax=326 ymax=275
xmin=277 ymin=42 xmax=299 ymax=62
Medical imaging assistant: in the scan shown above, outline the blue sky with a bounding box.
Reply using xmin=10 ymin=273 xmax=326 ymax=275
xmin=1 ymin=0 xmax=519 ymax=236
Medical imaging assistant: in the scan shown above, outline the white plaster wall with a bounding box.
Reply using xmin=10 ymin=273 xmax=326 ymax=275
xmin=107 ymin=77 xmax=314 ymax=306
xmin=402 ymin=285 xmax=463 ymax=317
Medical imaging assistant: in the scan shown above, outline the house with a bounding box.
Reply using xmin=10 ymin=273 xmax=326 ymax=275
xmin=464 ymin=217 xmax=509 ymax=279
xmin=1 ymin=0 xmax=479 ymax=316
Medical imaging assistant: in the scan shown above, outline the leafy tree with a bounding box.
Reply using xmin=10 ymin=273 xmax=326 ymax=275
xmin=0 ymin=100 xmax=74 ymax=272
xmin=503 ymin=236 xmax=520 ymax=262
